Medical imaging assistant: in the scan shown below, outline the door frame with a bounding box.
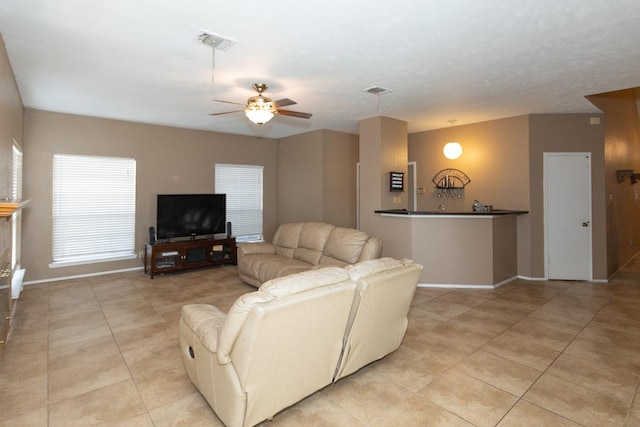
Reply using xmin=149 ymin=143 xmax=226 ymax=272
xmin=543 ymin=152 xmax=593 ymax=280
xmin=408 ymin=161 xmax=417 ymax=211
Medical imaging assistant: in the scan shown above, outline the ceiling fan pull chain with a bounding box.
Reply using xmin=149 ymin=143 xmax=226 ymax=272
xmin=211 ymin=48 xmax=216 ymax=84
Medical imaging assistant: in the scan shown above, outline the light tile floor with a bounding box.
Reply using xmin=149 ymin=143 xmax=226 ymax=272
xmin=1 ymin=259 xmax=640 ymax=426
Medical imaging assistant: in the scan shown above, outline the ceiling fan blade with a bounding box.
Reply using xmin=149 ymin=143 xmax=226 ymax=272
xmin=213 ymin=99 xmax=246 ymax=106
xmin=209 ymin=110 xmax=244 ymax=116
xmin=277 ymin=109 xmax=312 ymax=119
xmin=273 ymin=98 xmax=297 ymax=108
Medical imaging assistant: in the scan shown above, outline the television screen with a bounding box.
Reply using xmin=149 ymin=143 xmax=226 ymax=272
xmin=156 ymin=194 xmax=226 ymax=240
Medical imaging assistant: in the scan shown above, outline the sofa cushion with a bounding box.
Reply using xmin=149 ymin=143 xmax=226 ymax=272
xmin=181 ymin=304 xmax=227 ymax=353
xmin=316 ymin=256 xmax=349 ymax=268
xmin=272 ymin=223 xmax=303 ymax=255
xmin=322 ymin=227 xmax=371 ymax=264
xmin=237 ymin=242 xmax=276 ymax=256
xmin=346 ymin=257 xmax=412 ymax=281
xmin=358 ymin=236 xmax=383 ymax=262
xmin=293 ymin=222 xmax=334 ymax=265
xmin=218 ymin=291 xmax=275 ymax=363
xmin=237 ymin=253 xmax=276 ymax=280
xmin=335 ymin=260 xmax=423 ymax=379
xmin=260 ymin=267 xmax=350 ymax=298
xmin=244 ymin=254 xmax=312 ymax=284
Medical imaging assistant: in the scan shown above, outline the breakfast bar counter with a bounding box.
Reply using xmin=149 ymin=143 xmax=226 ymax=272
xmin=375 ymin=209 xmax=528 ymax=288
xmin=374 ymin=209 xmax=528 ymax=217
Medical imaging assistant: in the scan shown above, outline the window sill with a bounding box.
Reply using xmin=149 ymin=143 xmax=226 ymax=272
xmin=49 ymin=253 xmax=138 ymax=269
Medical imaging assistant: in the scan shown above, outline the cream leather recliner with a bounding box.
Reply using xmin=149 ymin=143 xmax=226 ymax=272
xmin=179 ymin=257 xmax=422 ymax=427
xmin=179 ymin=267 xmax=357 ymax=427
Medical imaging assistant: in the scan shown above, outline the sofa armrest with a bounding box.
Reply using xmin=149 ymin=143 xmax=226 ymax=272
xmin=181 ymin=304 xmax=227 ymax=354
xmin=237 ymin=242 xmax=276 ymax=256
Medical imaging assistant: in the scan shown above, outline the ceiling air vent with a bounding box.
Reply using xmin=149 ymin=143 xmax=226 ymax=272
xmin=195 ymin=30 xmax=236 ymax=51
xmin=364 ymin=86 xmax=393 ymax=95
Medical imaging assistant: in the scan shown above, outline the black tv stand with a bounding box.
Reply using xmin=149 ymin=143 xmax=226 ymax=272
xmin=144 ymin=237 xmax=236 ymax=279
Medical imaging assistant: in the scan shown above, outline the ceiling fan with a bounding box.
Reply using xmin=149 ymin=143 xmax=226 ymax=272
xmin=210 ymin=83 xmax=312 ymax=125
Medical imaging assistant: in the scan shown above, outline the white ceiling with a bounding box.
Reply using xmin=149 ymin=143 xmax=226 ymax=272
xmin=1 ymin=0 xmax=639 ymax=139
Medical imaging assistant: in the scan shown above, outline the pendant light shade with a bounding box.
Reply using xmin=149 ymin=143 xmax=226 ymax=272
xmin=443 ymin=141 xmax=462 ymax=159
xmin=443 ymin=119 xmax=462 ymax=159
xmin=245 ymin=108 xmax=275 ymax=125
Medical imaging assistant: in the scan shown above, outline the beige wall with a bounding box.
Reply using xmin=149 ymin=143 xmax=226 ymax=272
xmin=528 ymin=113 xmax=606 ymax=280
xmin=277 ymin=130 xmax=324 ymax=224
xmin=0 ymin=35 xmax=23 ymax=258
xmin=409 ymin=115 xmax=530 ymax=213
xmin=588 ymin=89 xmax=640 ymax=277
xmin=321 ymin=130 xmax=359 ymax=227
xmin=359 ymin=116 xmax=413 ymax=260
xmin=409 ymin=113 xmax=608 ymax=280
xmin=277 ymin=129 xmax=359 ymax=228
xmin=406 ymin=215 xmax=517 ymax=286
xmin=409 ymin=116 xmax=532 ymax=277
xmin=22 ymin=109 xmax=278 ymax=282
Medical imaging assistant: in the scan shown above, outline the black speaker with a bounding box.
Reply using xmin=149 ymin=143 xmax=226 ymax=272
xmin=226 ymin=221 xmax=232 ymax=238
xmin=148 ymin=226 xmax=156 ymax=244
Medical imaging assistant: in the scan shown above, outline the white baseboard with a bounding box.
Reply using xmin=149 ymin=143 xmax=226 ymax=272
xmin=517 ymin=275 xmax=547 ymax=281
xmin=24 ymin=266 xmax=144 ymax=286
xmin=516 ymin=275 xmax=609 ymax=283
xmin=416 ymin=275 xmax=525 ymax=290
xmin=418 ymin=283 xmax=495 ymax=289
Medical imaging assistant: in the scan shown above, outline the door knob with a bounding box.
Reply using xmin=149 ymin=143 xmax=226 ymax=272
xmin=582 ymin=221 xmax=590 ymax=227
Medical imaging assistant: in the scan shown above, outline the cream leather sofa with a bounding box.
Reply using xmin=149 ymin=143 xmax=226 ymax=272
xmin=179 ymin=257 xmax=422 ymax=427
xmin=237 ymin=222 xmax=383 ymax=287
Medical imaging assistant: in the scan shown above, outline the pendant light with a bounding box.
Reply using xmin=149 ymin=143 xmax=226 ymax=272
xmin=443 ymin=119 xmax=462 ymax=160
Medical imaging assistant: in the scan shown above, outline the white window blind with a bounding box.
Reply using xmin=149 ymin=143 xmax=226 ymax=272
xmin=12 ymin=141 xmax=22 ymax=201
xmin=215 ymin=164 xmax=263 ymax=242
xmin=52 ymin=154 xmax=136 ymax=266
xmin=11 ymin=141 xmax=23 ymax=269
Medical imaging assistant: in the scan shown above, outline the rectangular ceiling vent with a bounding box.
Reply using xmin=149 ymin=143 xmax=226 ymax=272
xmin=364 ymin=86 xmax=393 ymax=95
xmin=195 ymin=30 xmax=236 ymax=51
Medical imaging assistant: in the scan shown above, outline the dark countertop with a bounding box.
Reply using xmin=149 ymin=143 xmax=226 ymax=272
xmin=375 ymin=209 xmax=529 ymax=216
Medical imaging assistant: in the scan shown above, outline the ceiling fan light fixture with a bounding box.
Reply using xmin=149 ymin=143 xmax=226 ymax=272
xmin=211 ymin=83 xmax=311 ymax=124
xmin=245 ymin=96 xmax=276 ymax=125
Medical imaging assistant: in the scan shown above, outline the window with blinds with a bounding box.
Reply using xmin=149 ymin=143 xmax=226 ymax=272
xmin=11 ymin=140 xmax=22 ymax=269
xmin=51 ymin=154 xmax=137 ymax=267
xmin=215 ymin=164 xmax=263 ymax=242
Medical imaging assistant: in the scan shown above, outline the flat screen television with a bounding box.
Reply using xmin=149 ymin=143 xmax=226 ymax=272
xmin=156 ymin=194 xmax=226 ymax=240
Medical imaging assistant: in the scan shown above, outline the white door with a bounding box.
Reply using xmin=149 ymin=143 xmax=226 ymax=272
xmin=544 ymin=153 xmax=592 ymax=280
